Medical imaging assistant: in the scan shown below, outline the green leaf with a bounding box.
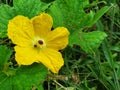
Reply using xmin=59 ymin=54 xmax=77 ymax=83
xmin=69 ymin=30 xmax=82 ymax=46
xmin=0 ymin=63 xmax=48 ymax=90
xmin=48 ymin=0 xmax=89 ymax=33
xmin=0 ymin=0 xmax=49 ymax=38
xmin=69 ymin=31 xmax=107 ymax=53
xmin=13 ymin=0 xmax=49 ymax=18
xmin=48 ymin=0 xmax=110 ymax=32
xmin=76 ymin=10 xmax=95 ymax=29
xmin=0 ymin=45 xmax=12 ymax=66
xmin=0 ymin=5 xmax=14 ymax=38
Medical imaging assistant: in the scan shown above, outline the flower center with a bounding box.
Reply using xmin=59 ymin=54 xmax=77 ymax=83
xmin=34 ymin=44 xmax=37 ymax=47
xmin=38 ymin=40 xmax=43 ymax=45
xmin=33 ymin=37 xmax=46 ymax=49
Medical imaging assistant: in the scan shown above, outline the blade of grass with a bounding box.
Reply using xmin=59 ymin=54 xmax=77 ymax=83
xmin=87 ymin=49 xmax=115 ymax=90
xmin=97 ymin=20 xmax=120 ymax=90
xmin=87 ymin=64 xmax=112 ymax=90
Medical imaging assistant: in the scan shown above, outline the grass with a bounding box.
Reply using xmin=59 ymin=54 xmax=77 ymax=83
xmin=0 ymin=0 xmax=120 ymax=90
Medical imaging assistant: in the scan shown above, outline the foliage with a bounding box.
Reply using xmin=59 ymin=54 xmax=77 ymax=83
xmin=0 ymin=0 xmax=120 ymax=90
xmin=0 ymin=64 xmax=47 ymax=90
xmin=0 ymin=45 xmax=12 ymax=66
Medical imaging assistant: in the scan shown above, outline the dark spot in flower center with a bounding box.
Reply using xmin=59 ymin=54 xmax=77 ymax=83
xmin=38 ymin=40 xmax=43 ymax=45
xmin=34 ymin=44 xmax=37 ymax=47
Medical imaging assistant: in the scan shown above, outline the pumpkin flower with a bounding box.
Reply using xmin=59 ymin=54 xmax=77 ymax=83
xmin=7 ymin=13 xmax=69 ymax=73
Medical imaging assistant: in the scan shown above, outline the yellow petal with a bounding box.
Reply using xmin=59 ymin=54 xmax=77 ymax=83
xmin=7 ymin=15 xmax=34 ymax=47
xmin=14 ymin=46 xmax=39 ymax=65
xmin=31 ymin=13 xmax=53 ymax=37
xmin=46 ymin=27 xmax=70 ymax=50
xmin=38 ymin=48 xmax=64 ymax=73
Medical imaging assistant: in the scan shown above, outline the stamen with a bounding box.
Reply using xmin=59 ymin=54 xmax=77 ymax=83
xmin=34 ymin=44 xmax=37 ymax=47
xmin=38 ymin=40 xmax=43 ymax=45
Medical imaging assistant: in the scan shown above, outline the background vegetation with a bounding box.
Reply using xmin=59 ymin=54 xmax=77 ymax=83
xmin=0 ymin=0 xmax=120 ymax=90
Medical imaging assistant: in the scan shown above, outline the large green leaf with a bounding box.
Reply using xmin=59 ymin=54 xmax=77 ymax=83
xmin=0 ymin=0 xmax=49 ymax=38
xmin=69 ymin=31 xmax=107 ymax=53
xmin=48 ymin=0 xmax=89 ymax=33
xmin=0 ymin=45 xmax=12 ymax=66
xmin=0 ymin=63 xmax=48 ymax=90
xmin=48 ymin=0 xmax=110 ymax=32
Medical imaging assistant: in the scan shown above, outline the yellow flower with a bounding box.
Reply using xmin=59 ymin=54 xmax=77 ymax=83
xmin=7 ymin=13 xmax=69 ymax=73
